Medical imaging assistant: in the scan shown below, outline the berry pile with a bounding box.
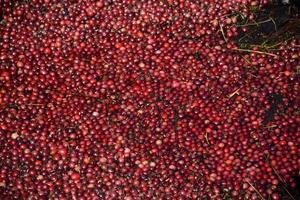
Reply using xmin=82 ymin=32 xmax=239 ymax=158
xmin=0 ymin=0 xmax=299 ymax=199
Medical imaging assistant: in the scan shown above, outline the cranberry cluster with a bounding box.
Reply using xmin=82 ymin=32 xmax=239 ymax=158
xmin=0 ymin=0 xmax=299 ymax=199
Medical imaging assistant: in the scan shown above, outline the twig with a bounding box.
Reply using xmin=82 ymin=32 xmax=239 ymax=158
xmin=205 ymin=132 xmax=210 ymax=145
xmin=269 ymin=17 xmax=277 ymax=32
xmin=231 ymin=48 xmax=278 ymax=57
xmin=242 ymin=56 xmax=251 ymax=65
xmin=236 ymin=18 xmax=272 ymax=27
xmin=247 ymin=72 xmax=257 ymax=78
xmin=271 ymin=166 xmax=296 ymax=200
xmin=102 ymin=59 xmax=109 ymax=65
xmin=219 ymin=23 xmax=227 ymax=43
xmin=245 ymin=180 xmax=266 ymax=200
xmin=250 ymin=41 xmax=283 ymax=50
xmin=228 ymin=88 xmax=240 ymax=99
xmin=265 ymin=124 xmax=277 ymax=129
xmin=221 ymin=11 xmax=246 ymax=19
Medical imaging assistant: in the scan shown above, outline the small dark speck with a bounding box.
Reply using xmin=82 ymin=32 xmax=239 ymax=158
xmin=62 ymin=8 xmax=69 ymax=17
xmin=95 ymin=76 xmax=101 ymax=81
xmin=194 ymin=52 xmax=201 ymax=61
